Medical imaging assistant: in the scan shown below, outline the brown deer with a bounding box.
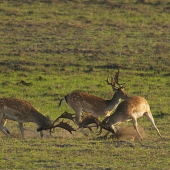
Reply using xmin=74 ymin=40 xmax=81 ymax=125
xmin=78 ymin=96 xmax=163 ymax=140
xmin=58 ymin=69 xmax=128 ymax=126
xmin=0 ymin=98 xmax=75 ymax=138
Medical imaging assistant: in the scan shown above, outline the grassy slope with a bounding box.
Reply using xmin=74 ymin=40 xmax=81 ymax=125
xmin=0 ymin=0 xmax=170 ymax=169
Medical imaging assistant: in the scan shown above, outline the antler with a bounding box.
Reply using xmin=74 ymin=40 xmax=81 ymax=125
xmin=50 ymin=111 xmax=75 ymax=135
xmin=114 ymin=68 xmax=126 ymax=88
xmin=106 ymin=75 xmax=115 ymax=86
xmin=78 ymin=113 xmax=103 ymax=134
xmin=50 ymin=121 xmax=76 ymax=136
xmin=78 ymin=113 xmax=99 ymax=129
xmin=114 ymin=68 xmax=120 ymax=85
xmin=106 ymin=68 xmax=125 ymax=88
xmin=57 ymin=111 xmax=75 ymax=122
xmin=51 ymin=111 xmax=75 ymax=128
xmin=78 ymin=114 xmax=117 ymax=136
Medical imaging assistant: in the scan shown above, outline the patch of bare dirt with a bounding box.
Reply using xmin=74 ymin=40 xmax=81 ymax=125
xmin=0 ymin=128 xmax=78 ymax=139
xmin=0 ymin=121 xmax=146 ymax=140
xmin=112 ymin=125 xmax=147 ymax=140
xmin=0 ymin=120 xmax=78 ymax=139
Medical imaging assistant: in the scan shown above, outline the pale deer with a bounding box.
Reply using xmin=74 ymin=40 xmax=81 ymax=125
xmin=80 ymin=96 xmax=163 ymax=139
xmin=58 ymin=69 xmax=128 ymax=127
xmin=0 ymin=98 xmax=75 ymax=138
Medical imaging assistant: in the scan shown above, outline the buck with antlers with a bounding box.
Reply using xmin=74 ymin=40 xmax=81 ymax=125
xmin=58 ymin=69 xmax=128 ymax=127
xmin=0 ymin=98 xmax=75 ymax=138
xmin=79 ymin=96 xmax=163 ymax=140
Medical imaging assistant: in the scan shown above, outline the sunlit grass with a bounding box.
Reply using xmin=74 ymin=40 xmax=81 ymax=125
xmin=0 ymin=0 xmax=170 ymax=169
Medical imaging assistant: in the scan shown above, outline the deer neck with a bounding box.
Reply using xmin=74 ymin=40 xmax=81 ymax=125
xmin=32 ymin=110 xmax=49 ymax=126
xmin=107 ymin=92 xmax=122 ymax=112
xmin=103 ymin=112 xmax=120 ymax=126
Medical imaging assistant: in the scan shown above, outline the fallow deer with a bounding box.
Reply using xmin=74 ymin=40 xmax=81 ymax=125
xmin=0 ymin=98 xmax=75 ymax=138
xmin=58 ymin=69 xmax=128 ymax=126
xmin=79 ymin=96 xmax=163 ymax=140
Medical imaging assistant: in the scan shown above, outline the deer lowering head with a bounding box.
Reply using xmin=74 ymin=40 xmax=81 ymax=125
xmin=57 ymin=69 xmax=128 ymax=126
xmin=0 ymin=98 xmax=75 ymax=138
xmin=78 ymin=113 xmax=116 ymax=136
xmin=82 ymin=96 xmax=163 ymax=140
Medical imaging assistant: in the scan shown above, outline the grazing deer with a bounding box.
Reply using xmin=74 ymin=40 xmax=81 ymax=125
xmin=80 ymin=96 xmax=163 ymax=139
xmin=58 ymin=69 xmax=128 ymax=126
xmin=0 ymin=98 xmax=75 ymax=138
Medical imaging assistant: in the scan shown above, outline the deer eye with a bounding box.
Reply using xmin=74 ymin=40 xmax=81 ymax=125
xmin=105 ymin=125 xmax=109 ymax=129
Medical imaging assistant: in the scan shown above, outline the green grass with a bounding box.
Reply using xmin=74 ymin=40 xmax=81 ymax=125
xmin=0 ymin=0 xmax=170 ymax=169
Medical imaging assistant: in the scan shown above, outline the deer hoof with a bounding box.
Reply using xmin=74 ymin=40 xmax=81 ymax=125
xmin=6 ymin=130 xmax=10 ymax=134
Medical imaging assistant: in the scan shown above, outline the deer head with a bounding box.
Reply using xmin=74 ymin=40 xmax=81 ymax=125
xmin=37 ymin=115 xmax=51 ymax=132
xmin=78 ymin=114 xmax=115 ymax=135
xmin=95 ymin=118 xmax=116 ymax=135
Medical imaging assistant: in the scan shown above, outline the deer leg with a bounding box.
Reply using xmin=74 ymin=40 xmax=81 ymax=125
xmin=80 ymin=128 xmax=88 ymax=136
xmin=81 ymin=124 xmax=98 ymax=129
xmin=88 ymin=127 xmax=93 ymax=132
xmin=0 ymin=118 xmax=10 ymax=136
xmin=79 ymin=125 xmax=91 ymax=136
xmin=40 ymin=131 xmax=43 ymax=138
xmin=1 ymin=118 xmax=10 ymax=135
xmin=0 ymin=126 xmax=10 ymax=135
xmin=144 ymin=112 xmax=163 ymax=138
xmin=103 ymin=131 xmax=110 ymax=138
xmin=74 ymin=109 xmax=87 ymax=135
xmin=104 ymin=124 xmax=117 ymax=138
xmin=18 ymin=122 xmax=24 ymax=138
xmin=0 ymin=129 xmax=10 ymax=136
xmin=75 ymin=109 xmax=82 ymax=125
xmin=131 ymin=116 xmax=143 ymax=140
xmin=0 ymin=114 xmax=10 ymax=136
xmin=110 ymin=124 xmax=118 ymax=133
xmin=79 ymin=124 xmax=98 ymax=136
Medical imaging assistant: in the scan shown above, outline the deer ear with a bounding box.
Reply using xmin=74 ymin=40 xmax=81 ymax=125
xmin=47 ymin=115 xmax=50 ymax=120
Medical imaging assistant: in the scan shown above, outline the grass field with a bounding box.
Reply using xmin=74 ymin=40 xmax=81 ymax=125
xmin=0 ymin=0 xmax=170 ymax=169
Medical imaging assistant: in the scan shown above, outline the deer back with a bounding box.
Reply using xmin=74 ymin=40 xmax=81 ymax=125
xmin=0 ymin=98 xmax=51 ymax=126
xmin=104 ymin=96 xmax=150 ymax=125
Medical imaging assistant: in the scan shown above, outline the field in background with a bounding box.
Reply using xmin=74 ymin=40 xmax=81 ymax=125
xmin=0 ymin=0 xmax=170 ymax=169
